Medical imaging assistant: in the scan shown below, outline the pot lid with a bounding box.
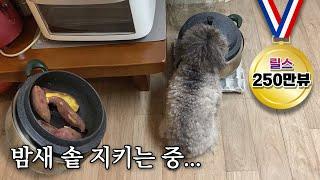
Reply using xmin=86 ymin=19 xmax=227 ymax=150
xmin=178 ymin=12 xmax=243 ymax=61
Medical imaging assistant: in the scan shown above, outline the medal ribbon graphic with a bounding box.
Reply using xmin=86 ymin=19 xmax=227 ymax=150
xmin=258 ymin=0 xmax=303 ymax=38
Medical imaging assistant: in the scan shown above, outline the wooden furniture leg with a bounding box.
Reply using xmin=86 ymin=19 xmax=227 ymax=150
xmin=132 ymin=75 xmax=150 ymax=91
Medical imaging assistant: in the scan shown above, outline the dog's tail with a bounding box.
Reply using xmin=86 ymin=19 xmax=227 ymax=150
xmin=178 ymin=24 xmax=229 ymax=70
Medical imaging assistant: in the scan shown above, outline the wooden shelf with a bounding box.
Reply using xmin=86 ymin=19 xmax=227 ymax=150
xmin=0 ymin=18 xmax=166 ymax=82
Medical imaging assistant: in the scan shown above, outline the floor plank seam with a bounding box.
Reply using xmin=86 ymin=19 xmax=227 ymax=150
xmin=309 ymin=130 xmax=320 ymax=175
xmin=276 ymin=110 xmax=295 ymax=180
xmin=219 ymin=123 xmax=228 ymax=180
xmin=250 ymin=1 xmax=265 ymax=55
xmin=299 ymin=16 xmax=320 ymax=70
xmin=225 ymin=170 xmax=260 ymax=173
xmin=243 ymin=99 xmax=259 ymax=172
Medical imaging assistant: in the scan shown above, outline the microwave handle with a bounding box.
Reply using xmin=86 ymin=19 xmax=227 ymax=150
xmin=28 ymin=0 xmax=126 ymax=5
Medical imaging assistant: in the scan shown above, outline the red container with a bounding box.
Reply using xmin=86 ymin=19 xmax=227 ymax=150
xmin=0 ymin=0 xmax=22 ymax=93
xmin=0 ymin=82 xmax=14 ymax=93
xmin=0 ymin=0 xmax=23 ymax=48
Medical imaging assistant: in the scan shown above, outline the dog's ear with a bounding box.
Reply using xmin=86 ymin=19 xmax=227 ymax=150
xmin=180 ymin=24 xmax=228 ymax=71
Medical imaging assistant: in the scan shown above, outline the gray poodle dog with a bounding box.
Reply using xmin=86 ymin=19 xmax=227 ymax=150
xmin=160 ymin=24 xmax=228 ymax=158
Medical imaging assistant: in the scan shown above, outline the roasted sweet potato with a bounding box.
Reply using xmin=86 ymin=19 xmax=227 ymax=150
xmin=38 ymin=120 xmax=57 ymax=134
xmin=38 ymin=120 xmax=81 ymax=140
xmin=44 ymin=89 xmax=79 ymax=112
xmin=32 ymin=86 xmax=51 ymax=122
xmin=49 ymin=96 xmax=86 ymax=132
xmin=53 ymin=127 xmax=82 ymax=140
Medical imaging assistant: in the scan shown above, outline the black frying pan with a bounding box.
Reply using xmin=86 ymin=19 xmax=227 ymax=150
xmin=15 ymin=59 xmax=106 ymax=156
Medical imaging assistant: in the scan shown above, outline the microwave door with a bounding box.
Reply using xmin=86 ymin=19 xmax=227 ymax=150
xmin=37 ymin=1 xmax=135 ymax=34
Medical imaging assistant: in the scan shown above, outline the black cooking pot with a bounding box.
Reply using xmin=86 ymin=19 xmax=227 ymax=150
xmin=178 ymin=12 xmax=244 ymax=62
xmin=15 ymin=59 xmax=106 ymax=156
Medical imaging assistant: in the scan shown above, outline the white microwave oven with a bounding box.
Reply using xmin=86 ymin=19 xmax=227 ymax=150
xmin=26 ymin=0 xmax=156 ymax=41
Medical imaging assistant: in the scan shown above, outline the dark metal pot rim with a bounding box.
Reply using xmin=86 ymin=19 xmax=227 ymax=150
xmin=15 ymin=66 xmax=106 ymax=155
xmin=178 ymin=12 xmax=244 ymax=61
xmin=27 ymin=70 xmax=106 ymax=142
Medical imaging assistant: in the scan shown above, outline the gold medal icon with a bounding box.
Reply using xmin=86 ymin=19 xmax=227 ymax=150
xmin=249 ymin=41 xmax=314 ymax=109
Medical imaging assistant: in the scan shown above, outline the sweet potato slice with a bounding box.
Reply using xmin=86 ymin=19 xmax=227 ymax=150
xmin=31 ymin=86 xmax=51 ymax=122
xmin=49 ymin=96 xmax=86 ymax=132
xmin=38 ymin=120 xmax=81 ymax=140
xmin=53 ymin=127 xmax=82 ymax=140
xmin=38 ymin=120 xmax=57 ymax=134
xmin=44 ymin=89 xmax=79 ymax=112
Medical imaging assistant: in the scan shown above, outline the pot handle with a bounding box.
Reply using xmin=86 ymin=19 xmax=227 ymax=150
xmin=25 ymin=59 xmax=48 ymax=77
xmin=228 ymin=14 xmax=243 ymax=28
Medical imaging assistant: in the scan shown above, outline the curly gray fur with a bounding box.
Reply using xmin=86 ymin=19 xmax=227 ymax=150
xmin=160 ymin=24 xmax=228 ymax=158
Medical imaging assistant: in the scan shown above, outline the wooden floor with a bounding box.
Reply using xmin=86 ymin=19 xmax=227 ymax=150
xmin=0 ymin=0 xmax=320 ymax=179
